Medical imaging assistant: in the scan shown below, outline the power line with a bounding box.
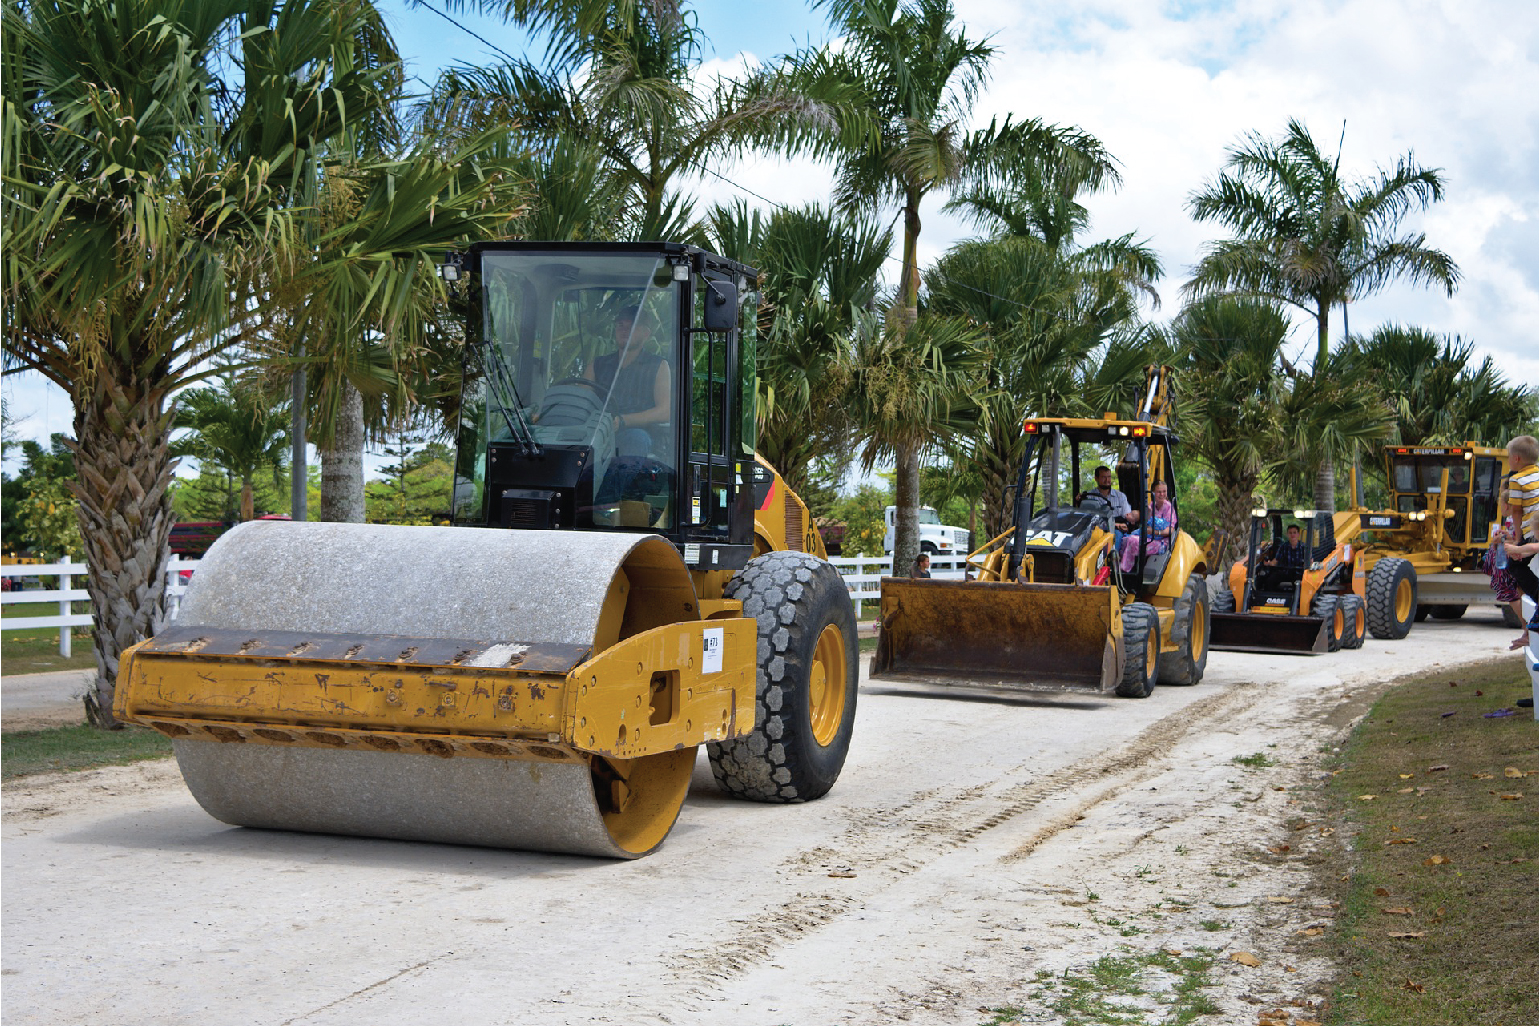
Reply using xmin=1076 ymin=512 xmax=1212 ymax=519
xmin=411 ymin=3 xmax=524 ymax=68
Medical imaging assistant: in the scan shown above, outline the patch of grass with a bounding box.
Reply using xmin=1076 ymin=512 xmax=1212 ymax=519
xmin=858 ymin=634 xmax=879 ymax=653
xmin=1 ymin=723 xmax=172 ymax=780
xmin=1232 ymin=751 xmax=1277 ymax=768
xmin=1322 ymin=658 xmax=1538 ymax=1025
xmin=3 ymin=600 xmax=97 ymax=674
xmin=1198 ymin=919 xmax=1228 ymax=932
xmin=984 ymin=949 xmax=1221 ymax=1026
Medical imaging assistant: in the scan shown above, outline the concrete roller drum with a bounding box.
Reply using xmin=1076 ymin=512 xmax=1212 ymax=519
xmin=116 ymin=520 xmax=758 ymax=858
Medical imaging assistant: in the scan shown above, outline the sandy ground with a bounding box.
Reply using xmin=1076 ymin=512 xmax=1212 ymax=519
xmin=1 ymin=608 xmax=1526 ymax=1026
xmin=1 ymin=668 xmax=93 ymax=730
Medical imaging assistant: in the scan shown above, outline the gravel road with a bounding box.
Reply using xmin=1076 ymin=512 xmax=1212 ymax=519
xmin=1 ymin=608 xmax=1525 ymax=1025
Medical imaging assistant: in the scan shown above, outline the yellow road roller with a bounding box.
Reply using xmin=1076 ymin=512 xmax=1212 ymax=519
xmin=114 ymin=241 xmax=858 ymax=858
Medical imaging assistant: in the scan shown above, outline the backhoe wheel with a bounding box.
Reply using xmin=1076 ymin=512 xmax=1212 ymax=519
xmin=1366 ymin=557 xmax=1417 ymax=640
xmin=1159 ymin=574 xmax=1210 ymax=685
xmin=1116 ymin=602 xmax=1161 ymax=699
xmin=1339 ymin=594 xmax=1367 ymax=650
xmin=1210 ymin=586 xmax=1236 ymax=614
xmin=707 ymin=551 xmax=858 ymax=803
xmin=1501 ymin=604 xmax=1525 ymax=629
xmin=1414 ymin=605 xmax=1431 ymax=622
xmin=1312 ymin=594 xmax=1344 ymax=653
xmin=1429 ymin=604 xmax=1468 ymax=620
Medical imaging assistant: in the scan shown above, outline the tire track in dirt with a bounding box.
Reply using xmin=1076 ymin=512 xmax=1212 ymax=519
xmin=666 ymin=682 xmax=1271 ymax=999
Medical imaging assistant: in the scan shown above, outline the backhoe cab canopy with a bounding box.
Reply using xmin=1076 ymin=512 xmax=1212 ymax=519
xmin=1010 ymin=417 xmax=1179 ymax=585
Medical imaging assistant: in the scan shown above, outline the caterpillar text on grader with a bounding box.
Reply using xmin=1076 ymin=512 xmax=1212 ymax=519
xmin=113 ymin=241 xmax=859 ymax=858
xmin=871 ymin=367 xmax=1211 ymax=699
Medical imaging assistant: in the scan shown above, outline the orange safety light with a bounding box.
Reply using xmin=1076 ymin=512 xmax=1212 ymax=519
xmin=1131 ymin=425 xmax=1149 ymax=437
xmin=1023 ymin=422 xmax=1039 ymax=433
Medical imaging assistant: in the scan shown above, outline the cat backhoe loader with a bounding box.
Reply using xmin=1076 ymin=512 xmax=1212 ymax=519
xmin=871 ymin=367 xmax=1210 ymax=699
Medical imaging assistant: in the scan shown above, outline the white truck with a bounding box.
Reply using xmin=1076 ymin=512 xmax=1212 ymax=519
xmin=883 ymin=505 xmax=970 ymax=557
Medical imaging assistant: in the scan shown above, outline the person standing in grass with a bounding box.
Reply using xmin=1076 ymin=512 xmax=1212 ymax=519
xmin=1501 ymin=435 xmax=1539 ymax=650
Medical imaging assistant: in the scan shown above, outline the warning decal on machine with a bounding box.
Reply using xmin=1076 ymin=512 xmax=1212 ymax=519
xmin=702 ymin=627 xmax=724 ymax=674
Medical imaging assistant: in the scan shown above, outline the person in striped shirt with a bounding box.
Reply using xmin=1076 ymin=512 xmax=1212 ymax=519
xmin=1500 ymin=435 xmax=1539 ymax=650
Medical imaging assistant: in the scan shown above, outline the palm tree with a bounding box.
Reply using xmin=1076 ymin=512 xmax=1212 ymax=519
xmin=789 ymin=0 xmax=1117 ymax=562
xmin=1169 ymin=297 xmax=1292 ymax=552
xmin=172 ymin=374 xmax=291 ymax=523
xmin=837 ymin=313 xmax=985 ymax=578
xmin=705 ymin=201 xmax=892 ymax=495
xmin=928 ymin=235 xmax=1160 ymax=540
xmin=3 ymin=0 xmax=403 ymax=726
xmin=1344 ymin=325 xmax=1536 ymax=447
xmin=1185 ymin=119 xmax=1460 ymax=508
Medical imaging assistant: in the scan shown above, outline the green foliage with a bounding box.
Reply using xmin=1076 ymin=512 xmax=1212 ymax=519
xmin=828 ymin=483 xmax=893 ymax=558
xmin=171 ymin=372 xmax=290 ymax=521
xmin=171 ymin=466 xmax=291 ymax=523
xmin=365 ymin=440 xmax=455 ymax=525
xmin=4 ymin=436 xmax=80 ymax=558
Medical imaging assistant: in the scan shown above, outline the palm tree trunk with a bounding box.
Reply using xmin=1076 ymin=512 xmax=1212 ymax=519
xmin=320 ymin=381 xmax=367 ymax=522
xmin=1216 ymin=472 xmax=1259 ymax=573
xmin=1313 ymin=455 xmax=1336 ymax=513
xmin=892 ymin=440 xmax=921 ymax=579
xmin=240 ymin=476 xmax=255 ymax=522
xmin=69 ymin=377 xmax=176 ymax=728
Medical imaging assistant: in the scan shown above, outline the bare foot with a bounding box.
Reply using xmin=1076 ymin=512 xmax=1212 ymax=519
xmin=1511 ymin=634 xmax=1531 ymax=651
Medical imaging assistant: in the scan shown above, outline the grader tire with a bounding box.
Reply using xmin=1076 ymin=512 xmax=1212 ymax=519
xmin=1211 ymin=586 xmax=1236 ymax=614
xmin=1116 ymin=602 xmax=1161 ymax=699
xmin=1312 ymin=594 xmax=1344 ymax=653
xmin=1501 ymin=604 xmax=1525 ymax=629
xmin=1429 ymin=604 xmax=1468 ymax=620
xmin=1367 ymin=557 xmax=1417 ymax=640
xmin=708 ymin=551 xmax=858 ymax=802
xmin=1339 ymin=594 xmax=1367 ymax=650
xmin=1159 ymin=574 xmax=1210 ymax=685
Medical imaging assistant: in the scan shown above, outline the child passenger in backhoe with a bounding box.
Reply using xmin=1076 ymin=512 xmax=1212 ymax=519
xmin=1120 ymin=479 xmax=1175 ymax=572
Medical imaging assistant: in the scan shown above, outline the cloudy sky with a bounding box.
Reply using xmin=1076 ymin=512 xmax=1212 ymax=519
xmin=5 ymin=0 xmax=1535 ymax=469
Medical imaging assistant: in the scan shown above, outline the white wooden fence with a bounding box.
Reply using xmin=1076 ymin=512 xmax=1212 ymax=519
xmin=0 ymin=550 xmax=960 ymax=660
xmin=1 ymin=558 xmax=199 ymax=658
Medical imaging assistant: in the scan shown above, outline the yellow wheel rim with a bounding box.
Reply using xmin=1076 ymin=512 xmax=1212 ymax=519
xmin=1333 ymin=607 xmax=1345 ymax=639
xmin=808 ymin=623 xmax=848 ymax=747
xmin=1394 ymin=577 xmax=1414 ymax=622
xmin=1354 ymin=607 xmax=1365 ymax=639
xmin=1144 ymin=627 xmax=1158 ymax=679
xmin=1191 ymin=603 xmax=1207 ymax=663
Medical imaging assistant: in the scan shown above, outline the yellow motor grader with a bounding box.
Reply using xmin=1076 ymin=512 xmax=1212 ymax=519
xmin=113 ymin=241 xmax=858 ymax=859
xmin=871 ymin=367 xmax=1210 ymax=699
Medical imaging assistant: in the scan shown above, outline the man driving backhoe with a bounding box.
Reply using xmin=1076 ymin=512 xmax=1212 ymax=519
xmin=1076 ymin=465 xmax=1140 ymax=540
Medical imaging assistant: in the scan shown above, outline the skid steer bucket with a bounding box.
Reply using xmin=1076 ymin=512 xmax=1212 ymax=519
xmin=870 ymin=577 xmax=1120 ymax=694
xmin=1209 ymin=612 xmax=1328 ymax=654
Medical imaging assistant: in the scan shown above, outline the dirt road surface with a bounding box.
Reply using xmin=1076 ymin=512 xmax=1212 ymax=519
xmin=2 ymin=610 xmax=1523 ymax=1025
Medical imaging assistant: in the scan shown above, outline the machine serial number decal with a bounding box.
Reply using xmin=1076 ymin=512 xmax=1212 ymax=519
xmin=1025 ymin=530 xmax=1073 ymax=547
xmin=702 ymin=627 xmax=724 ymax=675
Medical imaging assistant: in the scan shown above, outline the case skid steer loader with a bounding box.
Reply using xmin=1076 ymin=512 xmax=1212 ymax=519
xmin=1209 ymin=509 xmax=1368 ymax=654
xmin=112 ymin=241 xmax=859 ymax=859
xmin=870 ymin=367 xmax=1211 ymax=699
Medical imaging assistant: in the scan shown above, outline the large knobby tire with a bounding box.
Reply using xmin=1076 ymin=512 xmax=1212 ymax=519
xmin=1210 ymin=585 xmax=1236 ymax=614
xmin=1414 ymin=605 xmax=1431 ymax=622
xmin=1339 ymin=594 xmax=1367 ymax=650
xmin=707 ymin=551 xmax=858 ymax=803
xmin=1116 ymin=602 xmax=1161 ymax=699
xmin=1501 ymin=604 xmax=1525 ymax=629
xmin=1159 ymin=574 xmax=1210 ymax=685
xmin=1366 ymin=557 xmax=1417 ymax=640
xmin=1311 ymin=593 xmax=1344 ymax=653
xmin=1429 ymin=604 xmax=1468 ymax=620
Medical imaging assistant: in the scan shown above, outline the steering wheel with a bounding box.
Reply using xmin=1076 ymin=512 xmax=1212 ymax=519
xmin=1077 ymin=492 xmax=1112 ymax=513
xmin=536 ymin=376 xmax=607 ymax=427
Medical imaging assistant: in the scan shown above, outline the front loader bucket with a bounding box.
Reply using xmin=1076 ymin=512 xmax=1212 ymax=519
xmin=1209 ymin=613 xmax=1328 ymax=655
xmin=870 ymin=577 xmax=1119 ymax=695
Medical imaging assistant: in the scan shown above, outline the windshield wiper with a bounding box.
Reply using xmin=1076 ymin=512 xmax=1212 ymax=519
xmin=482 ymin=345 xmax=543 ymax=458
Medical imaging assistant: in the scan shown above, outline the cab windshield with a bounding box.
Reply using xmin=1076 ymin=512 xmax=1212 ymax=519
xmin=455 ymin=252 xmax=681 ymax=525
